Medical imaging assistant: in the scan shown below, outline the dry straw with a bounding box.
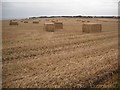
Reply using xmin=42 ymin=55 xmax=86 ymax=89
xmin=82 ymin=23 xmax=102 ymax=33
xmin=44 ymin=23 xmax=55 ymax=32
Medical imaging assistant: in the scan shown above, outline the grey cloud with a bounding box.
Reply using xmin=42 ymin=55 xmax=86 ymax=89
xmin=2 ymin=0 xmax=119 ymax=20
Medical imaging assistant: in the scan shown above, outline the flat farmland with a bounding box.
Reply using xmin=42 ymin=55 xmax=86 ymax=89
xmin=2 ymin=18 xmax=118 ymax=88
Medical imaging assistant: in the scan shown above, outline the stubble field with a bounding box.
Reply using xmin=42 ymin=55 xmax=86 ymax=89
xmin=2 ymin=18 xmax=118 ymax=88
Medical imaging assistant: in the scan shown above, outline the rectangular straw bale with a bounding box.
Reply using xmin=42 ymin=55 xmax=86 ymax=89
xmin=54 ymin=22 xmax=63 ymax=29
xmin=44 ymin=23 xmax=55 ymax=32
xmin=52 ymin=20 xmax=56 ymax=23
xmin=9 ymin=20 xmax=18 ymax=25
xmin=87 ymin=21 xmax=90 ymax=23
xmin=82 ymin=21 xmax=85 ymax=23
xmin=77 ymin=20 xmax=81 ymax=21
xmin=82 ymin=23 xmax=102 ymax=33
xmin=33 ymin=21 xmax=39 ymax=24
xmin=24 ymin=21 xmax=28 ymax=23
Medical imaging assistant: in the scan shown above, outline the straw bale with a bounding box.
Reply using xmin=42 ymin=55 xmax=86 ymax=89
xmin=82 ymin=23 xmax=102 ymax=33
xmin=24 ymin=21 xmax=28 ymax=23
xmin=33 ymin=21 xmax=39 ymax=24
xmin=54 ymin=22 xmax=63 ymax=29
xmin=9 ymin=20 xmax=18 ymax=25
xmin=44 ymin=23 xmax=55 ymax=32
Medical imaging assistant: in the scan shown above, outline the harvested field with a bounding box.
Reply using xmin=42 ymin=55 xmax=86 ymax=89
xmin=2 ymin=18 xmax=118 ymax=88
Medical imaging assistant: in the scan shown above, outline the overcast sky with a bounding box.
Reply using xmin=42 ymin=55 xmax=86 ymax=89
xmin=2 ymin=0 xmax=119 ymax=20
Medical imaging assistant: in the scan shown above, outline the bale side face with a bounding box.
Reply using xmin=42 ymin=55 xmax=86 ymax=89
xmin=82 ymin=23 xmax=102 ymax=33
xmin=44 ymin=23 xmax=55 ymax=32
xmin=54 ymin=22 xmax=63 ymax=29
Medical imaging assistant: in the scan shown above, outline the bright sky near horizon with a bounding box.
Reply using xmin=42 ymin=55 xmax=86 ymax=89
xmin=2 ymin=0 xmax=119 ymax=20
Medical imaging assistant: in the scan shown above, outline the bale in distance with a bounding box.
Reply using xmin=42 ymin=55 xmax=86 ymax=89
xmin=52 ymin=20 xmax=56 ymax=23
xmin=54 ymin=22 xmax=63 ymax=29
xmin=82 ymin=21 xmax=85 ymax=23
xmin=77 ymin=19 xmax=81 ymax=22
xmin=44 ymin=23 xmax=55 ymax=32
xmin=33 ymin=21 xmax=39 ymax=24
xmin=82 ymin=23 xmax=102 ymax=33
xmin=87 ymin=21 xmax=90 ymax=23
xmin=24 ymin=21 xmax=28 ymax=23
xmin=9 ymin=20 xmax=18 ymax=25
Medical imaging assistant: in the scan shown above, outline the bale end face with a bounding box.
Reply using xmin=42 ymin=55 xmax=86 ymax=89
xmin=44 ymin=23 xmax=55 ymax=32
xmin=82 ymin=23 xmax=102 ymax=33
